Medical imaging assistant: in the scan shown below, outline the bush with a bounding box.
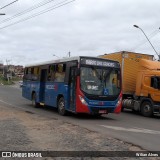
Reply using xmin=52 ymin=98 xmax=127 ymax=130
xmin=0 ymin=75 xmax=14 ymax=85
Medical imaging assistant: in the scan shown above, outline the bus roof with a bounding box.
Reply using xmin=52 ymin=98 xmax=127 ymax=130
xmin=25 ymin=56 xmax=80 ymax=68
xmin=25 ymin=56 xmax=119 ymax=68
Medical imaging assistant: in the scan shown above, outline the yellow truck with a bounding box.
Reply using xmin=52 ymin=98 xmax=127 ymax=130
xmin=100 ymin=51 xmax=160 ymax=117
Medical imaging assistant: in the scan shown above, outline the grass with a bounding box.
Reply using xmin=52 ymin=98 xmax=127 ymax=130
xmin=0 ymin=75 xmax=22 ymax=85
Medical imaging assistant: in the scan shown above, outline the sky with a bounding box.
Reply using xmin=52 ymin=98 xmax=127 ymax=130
xmin=0 ymin=0 xmax=160 ymax=66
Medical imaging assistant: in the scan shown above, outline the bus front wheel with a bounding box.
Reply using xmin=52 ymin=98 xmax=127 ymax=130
xmin=58 ymin=97 xmax=66 ymax=116
xmin=32 ymin=93 xmax=39 ymax=108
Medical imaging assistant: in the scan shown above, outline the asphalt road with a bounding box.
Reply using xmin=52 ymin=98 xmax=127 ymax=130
xmin=0 ymin=84 xmax=160 ymax=151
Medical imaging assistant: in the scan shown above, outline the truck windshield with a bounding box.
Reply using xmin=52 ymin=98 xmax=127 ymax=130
xmin=80 ymin=67 xmax=121 ymax=96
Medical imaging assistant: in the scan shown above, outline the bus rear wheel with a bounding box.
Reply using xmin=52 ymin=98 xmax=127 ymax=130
xmin=32 ymin=93 xmax=39 ymax=108
xmin=58 ymin=97 xmax=67 ymax=116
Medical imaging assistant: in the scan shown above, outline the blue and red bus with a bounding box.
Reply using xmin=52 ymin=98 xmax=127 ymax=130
xmin=22 ymin=56 xmax=122 ymax=116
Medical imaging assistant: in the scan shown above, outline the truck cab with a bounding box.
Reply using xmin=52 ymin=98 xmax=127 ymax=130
xmin=135 ymin=59 xmax=160 ymax=116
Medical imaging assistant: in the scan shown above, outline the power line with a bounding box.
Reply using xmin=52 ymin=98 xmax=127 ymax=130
xmin=0 ymin=0 xmax=76 ymax=30
xmin=131 ymin=29 xmax=160 ymax=51
xmin=132 ymin=27 xmax=160 ymax=60
xmin=0 ymin=0 xmax=18 ymax=10
xmin=0 ymin=0 xmax=56 ymax=24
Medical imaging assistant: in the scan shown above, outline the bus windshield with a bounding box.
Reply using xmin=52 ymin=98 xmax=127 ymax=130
xmin=80 ymin=66 xmax=121 ymax=96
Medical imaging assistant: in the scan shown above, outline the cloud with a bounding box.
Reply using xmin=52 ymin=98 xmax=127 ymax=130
xmin=0 ymin=0 xmax=160 ymax=65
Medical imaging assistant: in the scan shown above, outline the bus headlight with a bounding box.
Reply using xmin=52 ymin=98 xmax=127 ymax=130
xmin=79 ymin=95 xmax=88 ymax=105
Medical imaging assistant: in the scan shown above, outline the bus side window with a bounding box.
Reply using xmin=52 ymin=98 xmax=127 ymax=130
xmin=25 ymin=68 xmax=32 ymax=80
xmin=23 ymin=68 xmax=28 ymax=80
xmin=31 ymin=68 xmax=34 ymax=74
xmin=47 ymin=65 xmax=51 ymax=81
xmin=25 ymin=68 xmax=28 ymax=74
xmin=48 ymin=65 xmax=55 ymax=81
xmin=24 ymin=67 xmax=39 ymax=81
xmin=32 ymin=67 xmax=39 ymax=81
xmin=54 ymin=64 xmax=66 ymax=82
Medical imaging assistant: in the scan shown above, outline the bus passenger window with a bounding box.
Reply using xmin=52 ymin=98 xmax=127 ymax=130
xmin=32 ymin=67 xmax=39 ymax=81
xmin=31 ymin=68 xmax=34 ymax=74
xmin=47 ymin=65 xmax=55 ymax=81
xmin=28 ymin=68 xmax=31 ymax=74
xmin=54 ymin=64 xmax=65 ymax=82
xmin=25 ymin=68 xmax=28 ymax=74
xmin=47 ymin=65 xmax=51 ymax=81
xmin=24 ymin=68 xmax=32 ymax=80
xmin=47 ymin=75 xmax=51 ymax=81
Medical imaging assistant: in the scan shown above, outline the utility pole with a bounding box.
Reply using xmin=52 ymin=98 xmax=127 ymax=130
xmin=6 ymin=59 xmax=10 ymax=70
xmin=68 ymin=51 xmax=71 ymax=57
xmin=6 ymin=59 xmax=11 ymax=83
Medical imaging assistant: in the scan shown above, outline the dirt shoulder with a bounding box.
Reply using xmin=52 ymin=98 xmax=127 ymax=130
xmin=0 ymin=104 xmax=158 ymax=160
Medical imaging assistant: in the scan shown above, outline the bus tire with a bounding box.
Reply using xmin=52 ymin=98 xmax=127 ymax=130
xmin=32 ymin=93 xmax=39 ymax=108
xmin=141 ymin=101 xmax=153 ymax=117
xmin=58 ymin=97 xmax=66 ymax=116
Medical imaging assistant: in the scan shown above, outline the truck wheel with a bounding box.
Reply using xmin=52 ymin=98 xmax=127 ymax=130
xmin=141 ymin=101 xmax=153 ymax=117
xmin=58 ymin=97 xmax=67 ymax=116
xmin=32 ymin=93 xmax=39 ymax=108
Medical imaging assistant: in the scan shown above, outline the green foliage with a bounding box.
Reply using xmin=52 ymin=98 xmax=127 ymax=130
xmin=0 ymin=75 xmax=18 ymax=85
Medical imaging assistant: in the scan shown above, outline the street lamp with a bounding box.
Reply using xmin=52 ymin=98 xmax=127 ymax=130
xmin=133 ymin=25 xmax=160 ymax=60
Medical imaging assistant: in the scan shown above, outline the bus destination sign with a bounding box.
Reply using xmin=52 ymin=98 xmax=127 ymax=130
xmin=80 ymin=58 xmax=118 ymax=67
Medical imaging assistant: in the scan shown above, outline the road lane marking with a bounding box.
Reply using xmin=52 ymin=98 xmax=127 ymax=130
xmin=0 ymin=99 xmax=29 ymax=111
xmin=100 ymin=125 xmax=160 ymax=135
xmin=0 ymin=99 xmax=17 ymax=107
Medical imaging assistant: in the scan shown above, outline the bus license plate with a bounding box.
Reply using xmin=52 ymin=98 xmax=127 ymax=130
xmin=99 ymin=110 xmax=107 ymax=114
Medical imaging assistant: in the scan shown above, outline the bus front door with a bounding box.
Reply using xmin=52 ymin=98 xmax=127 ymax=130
xmin=39 ymin=69 xmax=47 ymax=102
xmin=69 ymin=67 xmax=76 ymax=112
